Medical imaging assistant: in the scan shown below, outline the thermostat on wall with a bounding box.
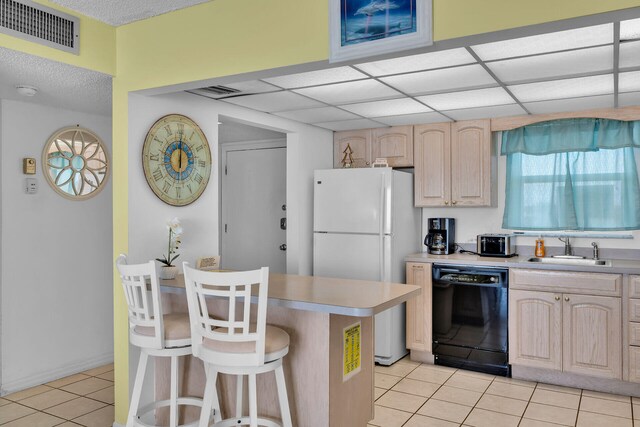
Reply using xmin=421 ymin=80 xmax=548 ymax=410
xmin=25 ymin=178 xmax=37 ymax=194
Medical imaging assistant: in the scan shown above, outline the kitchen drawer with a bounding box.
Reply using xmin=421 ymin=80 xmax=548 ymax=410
xmin=510 ymin=269 xmax=622 ymax=296
xmin=630 ymin=275 xmax=640 ymax=298
xmin=630 ymin=322 xmax=640 ymax=346
xmin=630 ymin=347 xmax=640 ymax=383
xmin=630 ymin=299 xmax=640 ymax=322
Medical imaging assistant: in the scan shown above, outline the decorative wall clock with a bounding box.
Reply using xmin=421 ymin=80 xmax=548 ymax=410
xmin=43 ymin=126 xmax=110 ymax=200
xmin=142 ymin=114 xmax=212 ymax=206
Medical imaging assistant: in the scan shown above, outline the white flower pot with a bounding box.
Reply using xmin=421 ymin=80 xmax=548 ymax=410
xmin=159 ymin=265 xmax=178 ymax=280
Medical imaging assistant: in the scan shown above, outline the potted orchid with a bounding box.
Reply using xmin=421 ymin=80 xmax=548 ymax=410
xmin=156 ymin=217 xmax=182 ymax=279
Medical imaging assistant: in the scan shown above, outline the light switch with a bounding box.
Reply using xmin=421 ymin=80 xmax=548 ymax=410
xmin=25 ymin=178 xmax=37 ymax=194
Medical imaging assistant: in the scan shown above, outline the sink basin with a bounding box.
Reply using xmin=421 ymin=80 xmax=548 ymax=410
xmin=527 ymin=257 xmax=612 ymax=267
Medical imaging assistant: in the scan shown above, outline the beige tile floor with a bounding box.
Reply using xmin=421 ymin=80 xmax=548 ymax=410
xmin=371 ymin=358 xmax=640 ymax=427
xmin=4 ymin=359 xmax=639 ymax=426
xmin=0 ymin=364 xmax=114 ymax=426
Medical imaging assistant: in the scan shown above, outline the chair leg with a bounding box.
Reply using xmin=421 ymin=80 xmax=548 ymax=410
xmin=248 ymin=373 xmax=258 ymax=427
xmin=199 ymin=366 xmax=221 ymax=427
xmin=169 ymin=355 xmax=179 ymax=427
xmin=275 ymin=364 xmax=292 ymax=427
xmin=235 ymin=375 xmax=243 ymax=420
xmin=128 ymin=350 xmax=149 ymax=427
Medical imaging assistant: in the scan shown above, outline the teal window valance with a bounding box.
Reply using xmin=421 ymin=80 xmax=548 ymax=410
xmin=501 ymin=118 xmax=640 ymax=231
xmin=501 ymin=118 xmax=640 ymax=155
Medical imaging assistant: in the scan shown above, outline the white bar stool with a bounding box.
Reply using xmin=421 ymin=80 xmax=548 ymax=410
xmin=116 ymin=255 xmax=207 ymax=427
xmin=182 ymin=263 xmax=293 ymax=427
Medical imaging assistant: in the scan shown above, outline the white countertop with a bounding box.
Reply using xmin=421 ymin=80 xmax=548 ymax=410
xmin=160 ymin=273 xmax=421 ymax=317
xmin=405 ymin=252 xmax=640 ymax=274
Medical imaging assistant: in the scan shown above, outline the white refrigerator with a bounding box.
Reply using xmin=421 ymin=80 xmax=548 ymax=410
xmin=313 ymin=167 xmax=422 ymax=365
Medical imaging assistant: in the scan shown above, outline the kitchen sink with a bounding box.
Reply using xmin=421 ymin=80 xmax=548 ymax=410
xmin=526 ymin=257 xmax=612 ymax=267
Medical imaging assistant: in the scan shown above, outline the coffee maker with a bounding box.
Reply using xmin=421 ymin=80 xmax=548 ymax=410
xmin=425 ymin=218 xmax=456 ymax=255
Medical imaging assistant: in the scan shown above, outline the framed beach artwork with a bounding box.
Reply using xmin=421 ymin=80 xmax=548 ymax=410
xmin=329 ymin=0 xmax=432 ymax=63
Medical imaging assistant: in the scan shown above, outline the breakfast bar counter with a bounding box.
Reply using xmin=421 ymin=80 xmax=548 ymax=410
xmin=156 ymin=273 xmax=420 ymax=427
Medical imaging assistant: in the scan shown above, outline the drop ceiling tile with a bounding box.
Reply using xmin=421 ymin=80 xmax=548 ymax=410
xmin=339 ymin=98 xmax=431 ymax=117
xmin=620 ymin=40 xmax=640 ymax=69
xmin=273 ymin=106 xmax=359 ymax=123
xmin=374 ymin=112 xmax=452 ymax=126
xmin=222 ymin=91 xmax=323 ymax=112
xmin=471 ymin=24 xmax=613 ymax=61
xmin=619 ymin=71 xmax=640 ymax=93
xmin=314 ymin=118 xmax=386 ymax=131
xmin=507 ymin=74 xmax=613 ymax=103
xmin=621 ymin=17 xmax=640 ymax=41
xmin=417 ymin=87 xmax=514 ymax=111
xmin=444 ymin=104 xmax=526 ymax=121
xmin=523 ymin=94 xmax=614 ymax=114
xmin=486 ymin=45 xmax=613 ymax=84
xmin=380 ymin=64 xmax=496 ymax=95
xmin=354 ymin=48 xmax=476 ymax=76
xmin=294 ymin=80 xmax=401 ymax=104
xmin=619 ymin=91 xmax=640 ymax=107
xmin=262 ymin=67 xmax=367 ymax=89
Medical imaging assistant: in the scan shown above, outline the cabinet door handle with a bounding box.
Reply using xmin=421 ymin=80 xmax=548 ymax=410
xmin=555 ymin=296 xmax=560 ymax=301
xmin=444 ymin=200 xmax=449 ymax=205
xmin=564 ymin=296 xmax=570 ymax=302
xmin=452 ymin=200 xmax=457 ymax=205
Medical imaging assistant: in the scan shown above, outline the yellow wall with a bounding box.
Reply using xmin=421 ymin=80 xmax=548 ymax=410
xmin=0 ymin=1 xmax=115 ymax=75
xmin=1 ymin=0 xmax=631 ymax=423
xmin=433 ymin=0 xmax=640 ymax=40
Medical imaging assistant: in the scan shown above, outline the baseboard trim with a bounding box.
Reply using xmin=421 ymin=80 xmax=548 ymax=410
xmin=1 ymin=352 xmax=113 ymax=395
xmin=513 ymin=365 xmax=640 ymax=397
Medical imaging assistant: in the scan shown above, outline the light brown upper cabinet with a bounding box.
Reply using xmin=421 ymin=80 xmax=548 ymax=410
xmin=372 ymin=126 xmax=413 ymax=167
xmin=334 ymin=126 xmax=414 ymax=168
xmin=334 ymin=129 xmax=371 ymax=168
xmin=414 ymin=120 xmax=493 ymax=207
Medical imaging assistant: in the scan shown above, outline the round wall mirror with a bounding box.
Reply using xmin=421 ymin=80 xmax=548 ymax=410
xmin=43 ymin=126 xmax=110 ymax=200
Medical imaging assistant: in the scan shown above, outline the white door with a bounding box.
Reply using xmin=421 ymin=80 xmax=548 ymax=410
xmin=313 ymin=233 xmax=382 ymax=280
xmin=313 ymin=232 xmax=394 ymax=359
xmin=313 ymin=168 xmax=390 ymax=234
xmin=221 ymin=145 xmax=286 ymax=273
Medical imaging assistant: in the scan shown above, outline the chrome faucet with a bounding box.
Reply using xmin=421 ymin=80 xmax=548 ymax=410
xmin=592 ymin=242 xmax=599 ymax=260
xmin=559 ymin=237 xmax=572 ymax=256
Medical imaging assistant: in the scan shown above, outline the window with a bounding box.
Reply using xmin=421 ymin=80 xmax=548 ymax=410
xmin=502 ymin=119 xmax=640 ymax=231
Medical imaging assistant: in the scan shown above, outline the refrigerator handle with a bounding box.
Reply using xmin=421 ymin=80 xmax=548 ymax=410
xmin=379 ymin=174 xmax=385 ymax=281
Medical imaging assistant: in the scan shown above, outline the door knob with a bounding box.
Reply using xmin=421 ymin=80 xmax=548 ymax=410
xmin=555 ymin=296 xmax=560 ymax=301
xmin=452 ymin=200 xmax=457 ymax=205
xmin=279 ymin=244 xmax=287 ymax=251
xmin=444 ymin=201 xmax=449 ymax=205
xmin=564 ymin=297 xmax=570 ymax=302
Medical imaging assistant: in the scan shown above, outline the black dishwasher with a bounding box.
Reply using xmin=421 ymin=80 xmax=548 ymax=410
xmin=432 ymin=264 xmax=510 ymax=376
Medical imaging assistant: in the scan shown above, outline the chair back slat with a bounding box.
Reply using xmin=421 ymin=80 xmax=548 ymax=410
xmin=116 ymin=254 xmax=164 ymax=349
xmin=183 ymin=263 xmax=269 ymax=366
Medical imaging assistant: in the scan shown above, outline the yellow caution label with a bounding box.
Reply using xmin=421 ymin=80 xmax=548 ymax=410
xmin=343 ymin=321 xmax=361 ymax=381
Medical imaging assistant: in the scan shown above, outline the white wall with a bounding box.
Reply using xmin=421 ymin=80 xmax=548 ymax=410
xmin=127 ymin=92 xmax=333 ymax=275
xmin=0 ymin=99 xmax=113 ymax=393
xmin=420 ymin=134 xmax=640 ymax=253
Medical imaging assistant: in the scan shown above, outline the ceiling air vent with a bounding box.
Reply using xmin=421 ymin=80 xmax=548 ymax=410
xmin=200 ymin=86 xmax=242 ymax=97
xmin=0 ymin=0 xmax=79 ymax=54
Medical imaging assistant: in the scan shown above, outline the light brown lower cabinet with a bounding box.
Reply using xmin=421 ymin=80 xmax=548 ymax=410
xmin=630 ymin=347 xmax=640 ymax=382
xmin=509 ymin=289 xmax=622 ymax=379
xmin=405 ymin=262 xmax=432 ymax=352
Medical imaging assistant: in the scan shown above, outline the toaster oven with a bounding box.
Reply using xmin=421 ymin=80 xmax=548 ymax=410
xmin=477 ymin=234 xmax=517 ymax=257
